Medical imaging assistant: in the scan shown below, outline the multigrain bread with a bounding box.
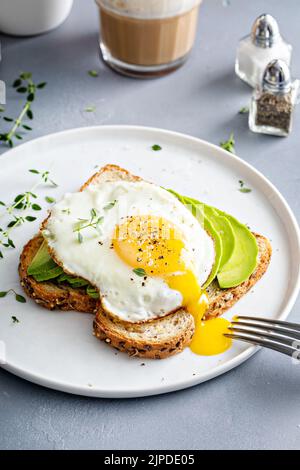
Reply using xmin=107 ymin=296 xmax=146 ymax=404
xmin=19 ymin=164 xmax=272 ymax=359
xmin=19 ymin=234 xmax=97 ymax=313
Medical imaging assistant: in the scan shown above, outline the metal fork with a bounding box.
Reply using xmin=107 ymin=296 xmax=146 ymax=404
xmin=224 ymin=315 xmax=300 ymax=358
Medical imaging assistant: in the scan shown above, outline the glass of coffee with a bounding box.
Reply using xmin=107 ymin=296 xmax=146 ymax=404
xmin=95 ymin=0 xmax=202 ymax=77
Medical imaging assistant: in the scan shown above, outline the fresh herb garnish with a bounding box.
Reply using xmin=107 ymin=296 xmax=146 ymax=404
xmin=220 ymin=133 xmax=235 ymax=154
xmin=84 ymin=106 xmax=96 ymax=113
xmin=73 ymin=208 xmax=104 ymax=243
xmin=45 ymin=196 xmax=56 ymax=204
xmin=88 ymin=70 xmax=98 ymax=78
xmin=238 ymin=106 xmax=249 ymax=114
xmin=0 ymin=72 xmax=47 ymax=147
xmin=239 ymin=188 xmax=252 ymax=193
xmin=0 ymin=290 xmax=26 ymax=303
xmin=29 ymin=169 xmax=57 ymax=187
xmin=133 ymin=268 xmax=146 ymax=277
xmin=11 ymin=316 xmax=20 ymax=323
xmin=238 ymin=180 xmax=252 ymax=193
xmin=0 ymin=168 xmax=57 ymax=258
xmin=103 ymin=200 xmax=117 ymax=211
xmin=152 ymin=144 xmax=162 ymax=151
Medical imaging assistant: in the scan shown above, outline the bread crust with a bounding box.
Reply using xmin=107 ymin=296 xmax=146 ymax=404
xmin=93 ymin=310 xmax=195 ymax=360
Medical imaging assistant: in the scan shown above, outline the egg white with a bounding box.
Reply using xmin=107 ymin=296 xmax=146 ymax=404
xmin=44 ymin=179 xmax=215 ymax=323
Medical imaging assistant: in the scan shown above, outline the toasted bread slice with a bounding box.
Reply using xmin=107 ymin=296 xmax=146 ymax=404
xmin=19 ymin=164 xmax=272 ymax=359
xmin=93 ymin=308 xmax=195 ymax=359
xmin=19 ymin=235 xmax=97 ymax=313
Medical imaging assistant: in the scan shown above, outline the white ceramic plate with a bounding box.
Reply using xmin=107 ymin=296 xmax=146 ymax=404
xmin=0 ymin=126 xmax=299 ymax=398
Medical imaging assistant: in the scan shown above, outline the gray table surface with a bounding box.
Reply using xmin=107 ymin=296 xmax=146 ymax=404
xmin=0 ymin=0 xmax=300 ymax=450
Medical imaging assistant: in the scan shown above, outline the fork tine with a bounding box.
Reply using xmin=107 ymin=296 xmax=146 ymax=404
xmin=225 ymin=332 xmax=299 ymax=357
xmin=231 ymin=317 xmax=300 ymax=340
xmin=229 ymin=325 xmax=299 ymax=348
xmin=231 ymin=320 xmax=300 ymax=340
xmin=235 ymin=315 xmax=300 ymax=332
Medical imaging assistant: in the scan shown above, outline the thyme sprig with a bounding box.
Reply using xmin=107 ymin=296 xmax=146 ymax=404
xmin=0 ymin=168 xmax=57 ymax=258
xmin=0 ymin=289 xmax=26 ymax=303
xmin=73 ymin=208 xmax=104 ymax=243
xmin=0 ymin=72 xmax=47 ymax=148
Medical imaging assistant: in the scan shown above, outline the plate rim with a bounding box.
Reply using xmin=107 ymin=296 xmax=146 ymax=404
xmin=1 ymin=124 xmax=300 ymax=398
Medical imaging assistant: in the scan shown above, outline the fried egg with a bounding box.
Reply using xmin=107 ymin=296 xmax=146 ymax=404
xmin=43 ymin=179 xmax=215 ymax=323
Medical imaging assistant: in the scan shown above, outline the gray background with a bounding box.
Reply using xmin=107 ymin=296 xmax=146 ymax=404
xmin=0 ymin=0 xmax=300 ymax=450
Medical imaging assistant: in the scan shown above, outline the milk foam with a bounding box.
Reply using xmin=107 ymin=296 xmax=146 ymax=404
xmin=96 ymin=0 xmax=202 ymax=19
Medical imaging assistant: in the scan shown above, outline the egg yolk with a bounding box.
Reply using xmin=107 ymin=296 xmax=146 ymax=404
xmin=190 ymin=317 xmax=232 ymax=355
xmin=113 ymin=215 xmax=231 ymax=356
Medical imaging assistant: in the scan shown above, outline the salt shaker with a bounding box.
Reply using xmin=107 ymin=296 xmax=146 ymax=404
xmin=235 ymin=14 xmax=292 ymax=88
xmin=249 ymin=59 xmax=299 ymax=137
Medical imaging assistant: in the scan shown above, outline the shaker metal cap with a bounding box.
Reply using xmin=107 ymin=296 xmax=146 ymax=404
xmin=251 ymin=14 xmax=280 ymax=48
xmin=262 ymin=59 xmax=291 ymax=93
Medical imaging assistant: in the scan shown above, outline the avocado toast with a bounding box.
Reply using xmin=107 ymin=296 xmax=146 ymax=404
xmin=19 ymin=165 xmax=272 ymax=358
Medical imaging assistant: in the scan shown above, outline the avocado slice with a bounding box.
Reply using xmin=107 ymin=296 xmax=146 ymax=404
xmin=170 ymin=190 xmax=234 ymax=266
xmin=214 ymin=210 xmax=258 ymax=288
xmin=27 ymin=240 xmax=64 ymax=281
xmin=27 ymin=240 xmax=59 ymax=276
xmin=175 ymin=193 xmax=223 ymax=289
xmin=167 ymin=189 xmax=258 ymax=289
xmin=26 ymin=239 xmax=99 ymax=297
xmin=204 ymin=206 xmax=235 ymax=269
xmin=32 ymin=266 xmax=64 ymax=282
xmin=187 ymin=199 xmax=258 ymax=288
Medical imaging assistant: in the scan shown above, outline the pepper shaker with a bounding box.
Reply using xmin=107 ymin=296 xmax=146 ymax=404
xmin=249 ymin=59 xmax=299 ymax=137
xmin=235 ymin=14 xmax=292 ymax=88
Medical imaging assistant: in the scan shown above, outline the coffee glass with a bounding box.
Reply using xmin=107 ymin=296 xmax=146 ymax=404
xmin=95 ymin=0 xmax=202 ymax=77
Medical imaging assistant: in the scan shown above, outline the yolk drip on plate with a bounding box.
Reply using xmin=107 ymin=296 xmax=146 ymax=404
xmin=190 ymin=316 xmax=232 ymax=355
xmin=113 ymin=215 xmax=232 ymax=356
